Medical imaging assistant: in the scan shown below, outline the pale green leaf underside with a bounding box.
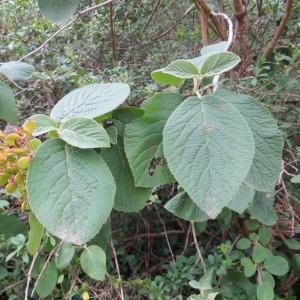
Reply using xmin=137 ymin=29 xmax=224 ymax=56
xmin=27 ymin=212 xmax=44 ymax=256
xmin=151 ymin=68 xmax=185 ymax=86
xmin=227 ymin=183 xmax=255 ymax=214
xmin=50 ymin=83 xmax=130 ymax=121
xmin=38 ymin=0 xmax=79 ymax=24
xmin=164 ymin=59 xmax=199 ymax=79
xmin=102 ymin=139 xmax=151 ymax=212
xmin=200 ymin=52 xmax=240 ymax=77
xmin=163 ymin=96 xmax=255 ymax=218
xmin=55 ymin=242 xmax=75 ymax=270
xmin=58 ymin=117 xmax=110 ymax=149
xmin=0 ymin=61 xmax=35 ymax=81
xmin=27 ymin=138 xmax=116 ymax=245
xmin=124 ymin=93 xmax=183 ymax=188
xmin=0 ymin=82 xmax=18 ymax=124
xmin=31 ymin=114 xmax=59 ymax=136
xmin=216 ymin=89 xmax=283 ymax=192
xmin=201 ymin=41 xmax=228 ymax=56
xmin=164 ymin=192 xmax=209 ymax=222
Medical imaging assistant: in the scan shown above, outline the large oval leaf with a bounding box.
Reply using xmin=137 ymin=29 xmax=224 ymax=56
xmin=0 ymin=82 xmax=18 ymax=124
xmin=164 ymin=60 xmax=199 ymax=79
xmin=216 ymin=89 xmax=283 ymax=192
xmin=50 ymin=83 xmax=130 ymax=121
xmin=102 ymin=139 xmax=151 ymax=212
xmin=0 ymin=61 xmax=35 ymax=81
xmin=38 ymin=0 xmax=79 ymax=24
xmin=163 ymin=96 xmax=255 ymax=218
xmin=151 ymin=68 xmax=185 ymax=86
xmin=58 ymin=117 xmax=110 ymax=149
xmin=27 ymin=139 xmax=116 ymax=245
xmin=124 ymin=93 xmax=183 ymax=188
xmin=36 ymin=261 xmax=58 ymax=298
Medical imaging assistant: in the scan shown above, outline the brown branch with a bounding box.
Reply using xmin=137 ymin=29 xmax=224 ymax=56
xmin=122 ymin=230 xmax=185 ymax=242
xmin=263 ymin=0 xmax=294 ymax=59
xmin=199 ymin=12 xmax=209 ymax=45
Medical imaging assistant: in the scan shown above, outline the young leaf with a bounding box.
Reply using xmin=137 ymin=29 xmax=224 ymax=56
xmin=252 ymin=243 xmax=272 ymax=263
xmin=58 ymin=117 xmax=110 ymax=149
xmin=27 ymin=213 xmax=44 ymax=255
xmin=258 ymin=227 xmax=271 ymax=246
xmin=199 ymin=52 xmax=240 ymax=77
xmin=216 ymin=89 xmax=283 ymax=192
xmin=55 ymin=242 xmax=75 ymax=270
xmin=201 ymin=42 xmax=228 ymax=56
xmin=0 ymin=82 xmax=18 ymax=124
xmin=236 ymin=238 xmax=251 ymax=250
xmin=164 ymin=192 xmax=209 ymax=222
xmin=38 ymin=0 xmax=79 ymax=24
xmin=163 ymin=60 xmax=199 ymax=79
xmin=227 ymin=183 xmax=255 ymax=214
xmin=27 ymin=138 xmax=116 ymax=245
xmin=36 ymin=261 xmax=58 ymax=298
xmin=151 ymin=68 xmax=185 ymax=86
xmin=80 ymin=245 xmax=106 ymax=280
xmin=257 ymin=282 xmax=274 ymax=300
xmin=163 ymin=96 xmax=255 ymax=218
xmin=0 ymin=61 xmax=35 ymax=81
xmin=30 ymin=114 xmax=59 ymax=136
xmin=50 ymin=83 xmax=130 ymax=121
xmin=263 ymin=256 xmax=289 ymax=276
xmin=102 ymin=139 xmax=151 ymax=213
xmin=124 ymin=93 xmax=183 ymax=188
xmin=248 ymin=192 xmax=277 ymax=226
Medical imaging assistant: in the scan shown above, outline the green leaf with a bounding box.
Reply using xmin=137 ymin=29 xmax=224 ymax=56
xmin=163 ymin=96 xmax=255 ymax=218
xmin=252 ymin=243 xmax=272 ymax=263
xmin=50 ymin=83 xmax=130 ymax=121
xmin=291 ymin=254 xmax=300 ymax=277
xmin=258 ymin=227 xmax=271 ymax=246
xmin=248 ymin=192 xmax=277 ymax=226
xmin=241 ymin=257 xmax=256 ymax=277
xmin=264 ymin=256 xmax=289 ymax=276
xmin=27 ymin=138 xmax=116 ymax=245
xmin=30 ymin=114 xmax=59 ymax=136
xmin=189 ymin=267 xmax=213 ymax=290
xmin=164 ymin=60 xmax=199 ymax=79
xmin=38 ymin=0 xmax=79 ymax=24
xmin=0 ymin=266 xmax=8 ymax=280
xmin=0 ymin=215 xmax=26 ymax=237
xmin=227 ymin=183 xmax=255 ymax=214
xmin=201 ymin=42 xmax=228 ymax=56
xmin=262 ymin=271 xmax=275 ymax=288
xmin=36 ymin=261 xmax=58 ymax=298
xmin=27 ymin=213 xmax=44 ymax=255
xmin=58 ymin=117 xmax=110 ymax=149
xmin=80 ymin=245 xmax=106 ymax=280
xmin=0 ymin=200 xmax=9 ymax=208
xmin=257 ymin=282 xmax=274 ymax=300
xmin=102 ymin=139 xmax=151 ymax=212
xmin=236 ymin=238 xmax=251 ymax=250
xmin=0 ymin=61 xmax=35 ymax=81
xmin=106 ymin=126 xmax=118 ymax=145
xmin=125 ymin=93 xmax=183 ymax=188
xmin=91 ymin=222 xmax=111 ymax=252
xmin=0 ymin=82 xmax=18 ymax=124
xmin=164 ymin=192 xmax=209 ymax=222
xmin=291 ymin=174 xmax=300 ymax=183
xmin=216 ymin=89 xmax=283 ymax=192
xmin=199 ymin=52 xmax=240 ymax=77
xmin=55 ymin=242 xmax=75 ymax=270
xmin=283 ymin=238 xmax=300 ymax=250
xmin=151 ymin=68 xmax=185 ymax=86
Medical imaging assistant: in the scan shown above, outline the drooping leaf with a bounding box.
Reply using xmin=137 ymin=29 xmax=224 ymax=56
xmin=248 ymin=192 xmax=277 ymax=226
xmin=201 ymin=42 xmax=228 ymax=56
xmin=124 ymin=93 xmax=183 ymax=188
xmin=58 ymin=117 xmax=110 ymax=149
xmin=164 ymin=192 xmax=209 ymax=222
xmin=227 ymin=183 xmax=255 ymax=214
xmin=55 ymin=242 xmax=75 ymax=270
xmin=263 ymin=256 xmax=289 ymax=276
xmin=0 ymin=61 xmax=35 ymax=81
xmin=80 ymin=245 xmax=106 ymax=280
xmin=27 ymin=138 xmax=116 ymax=245
xmin=163 ymin=60 xmax=199 ymax=79
xmin=257 ymin=282 xmax=274 ymax=300
xmin=50 ymin=83 xmax=130 ymax=121
xmin=151 ymin=68 xmax=185 ymax=86
xmin=38 ymin=0 xmax=79 ymax=24
xmin=106 ymin=126 xmax=118 ymax=145
xmin=36 ymin=261 xmax=58 ymax=298
xmin=163 ymin=96 xmax=255 ymax=218
xmin=30 ymin=114 xmax=59 ymax=136
xmin=27 ymin=212 xmax=44 ymax=255
xmin=0 ymin=215 xmax=26 ymax=237
xmin=0 ymin=82 xmax=18 ymax=124
xmin=102 ymin=139 xmax=151 ymax=212
xmin=199 ymin=52 xmax=240 ymax=77
xmin=216 ymin=89 xmax=283 ymax=192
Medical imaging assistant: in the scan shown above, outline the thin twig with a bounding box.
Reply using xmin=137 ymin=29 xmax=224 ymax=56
xmin=25 ymin=252 xmax=39 ymax=300
xmin=191 ymin=222 xmax=207 ymax=272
